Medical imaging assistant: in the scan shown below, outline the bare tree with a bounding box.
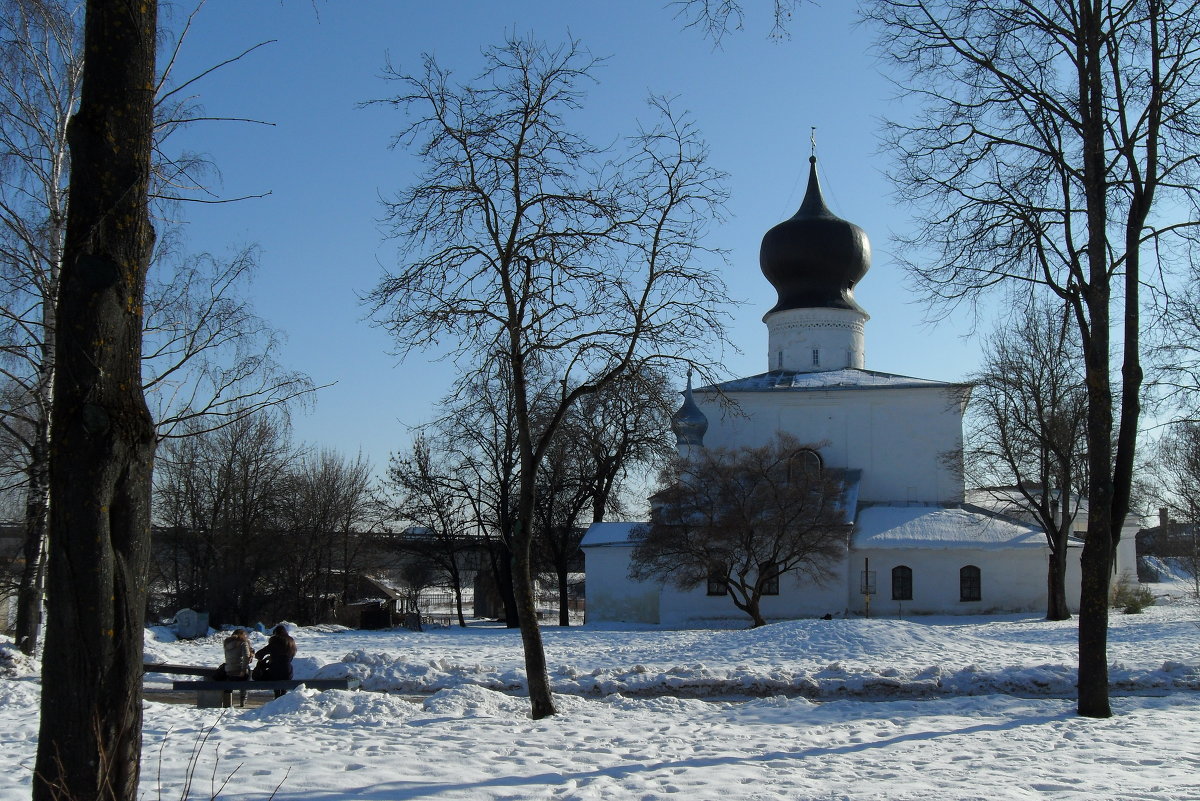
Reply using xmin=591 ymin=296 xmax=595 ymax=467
xmin=860 ymin=0 xmax=1200 ymax=718
xmin=34 ymin=0 xmax=158 ymax=798
xmin=533 ymin=369 xmax=676 ymax=625
xmin=152 ymin=411 xmax=295 ymax=627
xmin=965 ymin=301 xmax=1088 ymax=620
xmin=273 ymin=448 xmax=375 ymax=624
xmin=382 ymin=435 xmax=477 ymax=627
xmin=366 ymin=36 xmax=729 ymax=718
xmin=143 ymin=246 xmax=317 ymax=441
xmin=671 ymin=0 xmax=808 ymax=42
xmin=630 ymin=432 xmax=849 ymax=627
xmin=0 ymin=0 xmax=309 ymax=655
xmin=1146 ymin=423 xmax=1200 ymax=599
xmin=531 ymin=427 xmax=592 ymax=627
xmin=429 ymin=368 xmax=525 ymax=626
xmin=0 ymin=0 xmax=81 ymax=656
xmin=572 ymin=367 xmax=676 ymax=524
xmin=1149 ymin=275 xmax=1200 ymax=426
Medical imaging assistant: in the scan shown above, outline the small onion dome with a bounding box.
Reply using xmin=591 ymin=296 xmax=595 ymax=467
xmin=671 ymin=373 xmax=708 ymax=447
xmin=759 ymin=156 xmax=871 ymax=315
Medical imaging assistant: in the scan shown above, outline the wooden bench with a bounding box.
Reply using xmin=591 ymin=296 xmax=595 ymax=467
xmin=171 ymin=678 xmax=361 ymax=708
xmin=143 ymin=662 xmax=218 ymax=678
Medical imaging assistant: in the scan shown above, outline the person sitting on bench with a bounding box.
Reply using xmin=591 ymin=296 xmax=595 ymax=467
xmin=216 ymin=628 xmax=255 ymax=706
xmin=255 ymin=624 xmax=297 ymax=698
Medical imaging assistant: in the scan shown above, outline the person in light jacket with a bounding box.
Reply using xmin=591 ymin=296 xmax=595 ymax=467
xmin=222 ymin=629 xmax=254 ymax=680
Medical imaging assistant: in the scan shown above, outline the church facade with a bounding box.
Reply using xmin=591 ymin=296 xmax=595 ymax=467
xmin=581 ymin=158 xmax=1136 ymax=625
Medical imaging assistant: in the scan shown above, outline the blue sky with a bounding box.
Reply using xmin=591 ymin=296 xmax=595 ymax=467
xmin=161 ymin=1 xmax=982 ymax=472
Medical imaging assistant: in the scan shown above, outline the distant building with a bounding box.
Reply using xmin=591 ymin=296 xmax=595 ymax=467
xmin=583 ymin=157 xmax=1136 ymax=624
xmin=1136 ymin=508 xmax=1198 ymax=582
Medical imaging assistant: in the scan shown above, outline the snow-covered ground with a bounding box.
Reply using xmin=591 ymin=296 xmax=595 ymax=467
xmin=3 ymin=591 xmax=1199 ymax=800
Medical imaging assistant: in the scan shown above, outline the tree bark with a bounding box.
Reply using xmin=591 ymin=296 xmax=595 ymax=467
xmin=557 ymin=564 xmax=570 ymax=627
xmin=453 ymin=580 xmax=466 ymax=628
xmin=1077 ymin=526 xmax=1113 ymax=716
xmin=496 ymin=540 xmax=520 ymax=627
xmin=511 ymin=524 xmax=556 ymax=718
xmin=1075 ymin=0 xmax=1115 ymax=720
xmin=33 ymin=2 xmax=158 ymax=800
xmin=1046 ymin=544 xmax=1071 ymax=622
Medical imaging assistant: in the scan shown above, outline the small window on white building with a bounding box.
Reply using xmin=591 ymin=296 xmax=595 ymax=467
xmin=812 ymin=348 xmax=820 ymax=367
xmin=960 ymin=565 xmax=981 ymax=602
xmin=892 ymin=565 xmax=913 ymax=601
xmin=777 ymin=350 xmax=783 ymax=370
xmin=706 ymin=565 xmax=728 ymax=596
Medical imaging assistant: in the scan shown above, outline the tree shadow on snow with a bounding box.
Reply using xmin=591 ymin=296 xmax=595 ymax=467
xmin=280 ymin=711 xmax=1070 ymax=800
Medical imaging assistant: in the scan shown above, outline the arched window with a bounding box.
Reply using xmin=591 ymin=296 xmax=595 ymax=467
xmin=891 ymin=565 xmax=913 ymax=601
xmin=787 ymin=448 xmax=823 ymax=483
xmin=960 ymin=565 xmax=981 ymax=602
xmin=797 ymin=448 xmax=822 ymax=472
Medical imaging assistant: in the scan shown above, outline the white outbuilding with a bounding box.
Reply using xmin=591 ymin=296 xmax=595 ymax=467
xmin=582 ymin=156 xmax=1134 ymax=625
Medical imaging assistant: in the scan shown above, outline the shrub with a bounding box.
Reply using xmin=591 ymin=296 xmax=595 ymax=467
xmin=1110 ymin=578 xmax=1156 ymax=614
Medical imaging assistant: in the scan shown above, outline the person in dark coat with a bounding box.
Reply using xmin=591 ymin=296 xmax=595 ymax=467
xmin=255 ymin=624 xmax=297 ymax=697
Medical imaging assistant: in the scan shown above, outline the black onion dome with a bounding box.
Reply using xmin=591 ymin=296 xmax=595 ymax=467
xmin=759 ymin=156 xmax=871 ymax=314
xmin=671 ymin=374 xmax=708 ymax=447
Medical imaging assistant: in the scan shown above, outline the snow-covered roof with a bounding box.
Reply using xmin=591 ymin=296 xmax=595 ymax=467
xmin=701 ymin=368 xmax=964 ymax=394
xmin=581 ymin=521 xmax=643 ymax=548
xmin=854 ymin=505 xmax=1045 ymax=550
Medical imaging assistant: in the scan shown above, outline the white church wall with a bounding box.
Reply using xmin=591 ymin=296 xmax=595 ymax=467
xmin=582 ymin=528 xmax=1098 ymax=624
xmin=847 ymin=547 xmax=1051 ymax=616
xmin=695 ymin=386 xmax=965 ymax=505
xmin=657 ymin=563 xmax=850 ymax=626
xmin=581 ymin=545 xmax=660 ymax=624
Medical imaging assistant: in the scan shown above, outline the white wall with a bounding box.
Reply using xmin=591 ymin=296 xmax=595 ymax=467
xmin=658 ymin=563 xmax=849 ymax=626
xmin=696 ymin=386 xmax=965 ymax=505
xmin=582 ymin=545 xmax=660 ymax=624
xmin=765 ymin=307 xmax=866 ymax=372
xmin=585 ymin=536 xmax=1135 ymax=623
xmin=848 ymin=546 xmax=1060 ymax=616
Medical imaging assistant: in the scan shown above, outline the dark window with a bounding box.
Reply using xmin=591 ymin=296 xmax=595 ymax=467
xmin=891 ymin=565 xmax=913 ymax=601
xmin=788 ymin=449 xmax=823 ymax=483
xmin=960 ymin=565 xmax=981 ymax=602
xmin=706 ymin=565 xmax=727 ymax=596
xmin=760 ymin=562 xmax=780 ymax=596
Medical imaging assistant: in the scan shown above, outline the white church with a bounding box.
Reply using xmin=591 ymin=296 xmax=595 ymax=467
xmin=581 ymin=157 xmax=1137 ymax=626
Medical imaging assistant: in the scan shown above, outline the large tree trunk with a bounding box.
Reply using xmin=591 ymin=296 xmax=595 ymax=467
xmin=511 ymin=523 xmax=556 ymax=719
xmin=1077 ymin=524 xmax=1113 ymax=716
xmin=1074 ymin=0 xmax=1114 ymax=720
xmin=495 ymin=539 xmax=520 ymax=627
xmin=453 ymin=580 xmax=467 ymax=628
xmin=557 ymin=564 xmax=570 ymax=627
xmin=33 ymin=2 xmax=158 ymax=800
xmin=1046 ymin=543 xmax=1071 ymax=622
